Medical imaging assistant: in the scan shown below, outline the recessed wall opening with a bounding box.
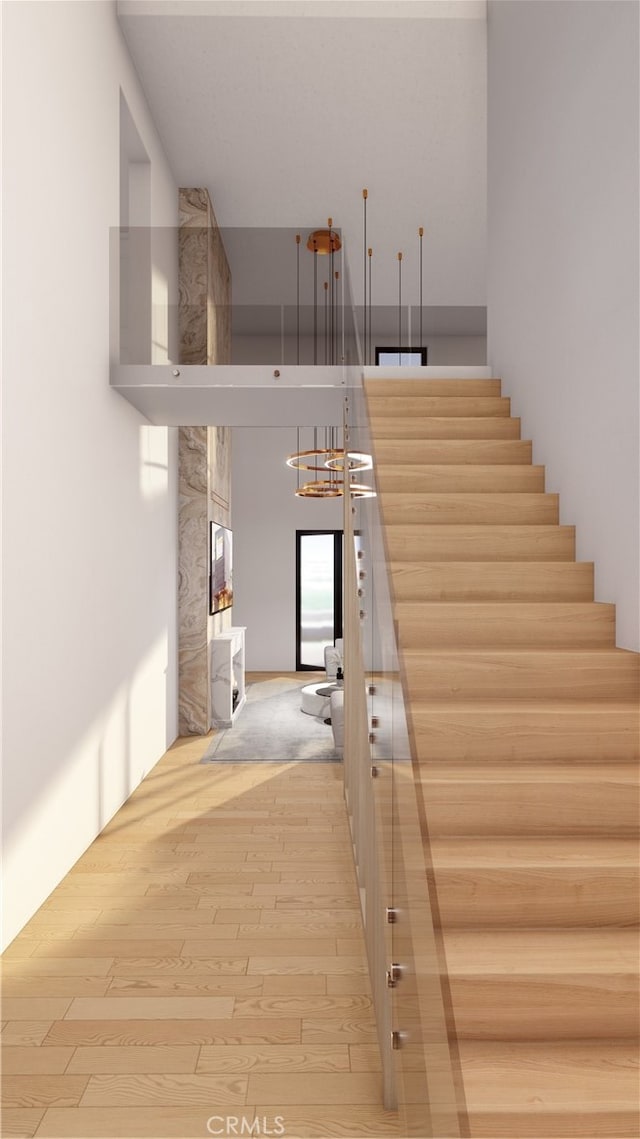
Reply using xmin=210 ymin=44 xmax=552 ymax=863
xmin=375 ymin=346 xmax=428 ymax=366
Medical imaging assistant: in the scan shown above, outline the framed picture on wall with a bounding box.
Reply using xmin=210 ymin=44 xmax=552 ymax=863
xmin=210 ymin=522 xmax=233 ymax=615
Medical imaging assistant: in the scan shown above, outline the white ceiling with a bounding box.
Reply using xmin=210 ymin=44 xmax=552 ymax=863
xmin=117 ymin=0 xmax=487 ymax=324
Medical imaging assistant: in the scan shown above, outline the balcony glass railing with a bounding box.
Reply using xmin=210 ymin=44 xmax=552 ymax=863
xmin=113 ymin=225 xmax=362 ymax=370
xmin=112 ymin=224 xmax=486 ymax=376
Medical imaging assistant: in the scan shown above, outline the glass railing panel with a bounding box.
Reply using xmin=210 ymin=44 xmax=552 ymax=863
xmin=344 ymin=379 xmax=467 ymax=1136
xmin=342 ymin=399 xmax=395 ymax=1110
xmin=112 ymin=224 xmax=363 ymax=369
xmin=112 ymin=225 xmax=485 ymax=372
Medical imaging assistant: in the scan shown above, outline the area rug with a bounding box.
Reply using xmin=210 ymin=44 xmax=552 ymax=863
xmin=201 ymin=677 xmax=341 ymax=764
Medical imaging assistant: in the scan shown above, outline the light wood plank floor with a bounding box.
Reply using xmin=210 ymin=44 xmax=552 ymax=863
xmin=1 ymin=677 xmax=399 ymax=1138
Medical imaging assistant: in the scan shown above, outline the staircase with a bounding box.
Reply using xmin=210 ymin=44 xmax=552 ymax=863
xmin=365 ymin=377 xmax=640 ymax=1139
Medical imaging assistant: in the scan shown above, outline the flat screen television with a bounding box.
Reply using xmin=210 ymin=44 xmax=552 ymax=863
xmin=209 ymin=522 xmax=233 ymax=615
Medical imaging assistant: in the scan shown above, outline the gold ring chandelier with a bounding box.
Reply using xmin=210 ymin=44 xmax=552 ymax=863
xmin=325 ymin=451 xmax=373 ymax=472
xmin=286 ymin=428 xmax=375 ymax=499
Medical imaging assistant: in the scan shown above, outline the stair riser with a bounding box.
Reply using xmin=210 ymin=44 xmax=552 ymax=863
xmin=435 ymin=869 xmax=640 ymax=927
xmin=390 ymin=562 xmax=594 ymax=601
xmin=377 ymin=466 xmax=545 ymax=492
xmin=422 ymin=784 xmax=639 ymax=836
xmin=396 ymin=603 xmax=616 ymax=648
xmin=410 ymin=709 xmax=640 ymax=762
xmin=368 ymin=416 xmax=521 ymax=440
xmin=450 ymin=976 xmax=639 ymax=1040
xmin=404 ymin=652 xmax=640 ymax=701
xmin=367 ymin=396 xmax=511 ymax=417
xmin=380 ymin=493 xmax=559 ymax=525
xmin=372 ymin=440 xmax=532 ymax=464
xmin=385 ymin=526 xmax=576 ymax=561
xmin=364 ymin=379 xmax=502 ymax=397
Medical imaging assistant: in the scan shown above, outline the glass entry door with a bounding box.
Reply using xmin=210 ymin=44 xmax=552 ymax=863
xmin=296 ymin=530 xmax=343 ymax=670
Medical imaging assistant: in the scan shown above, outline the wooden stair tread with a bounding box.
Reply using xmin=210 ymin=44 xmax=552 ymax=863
xmin=403 ymin=646 xmax=639 ymax=654
xmin=396 ymin=600 xmax=614 ymax=611
xmin=372 ymin=440 xmax=532 ymax=463
xmin=418 ymin=786 xmax=638 ymax=837
xmin=437 ymin=887 xmax=639 ymax=930
xmin=365 ymin=395 xmax=511 ymax=417
xmin=465 ymin=1112 xmax=638 ymax=1137
xmin=449 ymin=977 xmax=639 ymax=1042
xmin=410 ymin=708 xmax=639 ymax=760
xmin=465 ymin=1109 xmax=638 ymax=1136
xmin=432 ymin=840 xmax=640 ymax=929
xmin=364 ymin=378 xmax=502 ymax=397
xmin=459 ymin=1040 xmax=640 ymax=1108
xmin=402 ymin=647 xmax=640 ymax=702
xmin=419 ymin=762 xmax=638 ymax=783
xmin=380 ymin=491 xmax=554 ymax=501
xmin=403 ymin=647 xmax=640 ymax=663
xmin=396 ymin=601 xmax=615 ymax=647
xmin=409 ymin=701 xmax=640 ymax=761
xmin=431 ymin=839 xmax=639 ymax=915
xmin=379 ymin=492 xmax=560 ymax=524
xmin=368 ymin=415 xmax=521 ymax=439
xmin=409 ymin=698 xmax=640 ymax=712
xmin=376 ymin=465 xmax=545 ymax=492
xmin=403 ymin=646 xmax=640 ymax=666
xmin=389 ymin=561 xmax=594 ymax=601
xmin=430 ymin=836 xmax=639 ymax=867
xmin=442 ymin=929 xmax=640 ymax=974
xmin=385 ymin=524 xmax=576 ymax=560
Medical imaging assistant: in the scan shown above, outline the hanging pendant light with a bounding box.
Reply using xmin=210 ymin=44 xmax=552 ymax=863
xmin=306 ymin=228 xmax=342 ymax=255
xmin=287 ymin=426 xmax=345 ymax=498
xmin=286 ymin=448 xmax=342 ymax=473
xmin=325 ymin=450 xmax=373 ymax=472
xmin=294 ymin=480 xmax=344 ymax=499
xmin=349 ymin=481 xmax=376 ymax=499
xmin=305 ymin=219 xmax=342 ymax=365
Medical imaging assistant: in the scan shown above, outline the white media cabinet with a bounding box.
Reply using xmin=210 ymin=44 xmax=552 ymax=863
xmin=211 ymin=626 xmax=246 ymax=728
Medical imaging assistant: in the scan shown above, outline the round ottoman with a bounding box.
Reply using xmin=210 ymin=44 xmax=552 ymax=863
xmin=300 ymin=682 xmax=337 ymax=719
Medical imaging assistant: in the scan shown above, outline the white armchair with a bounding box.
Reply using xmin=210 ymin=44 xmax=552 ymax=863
xmin=323 ymin=638 xmax=344 ymax=681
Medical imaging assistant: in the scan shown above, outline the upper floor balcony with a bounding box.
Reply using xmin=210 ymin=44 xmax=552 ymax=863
xmin=110 ymin=221 xmax=486 ymax=427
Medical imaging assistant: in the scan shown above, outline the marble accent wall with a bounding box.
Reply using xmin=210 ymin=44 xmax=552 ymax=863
xmin=178 ymin=188 xmax=232 ymax=735
xmin=206 ymin=207 xmax=231 ymax=367
xmin=208 ymin=426 xmax=231 ymax=527
xmin=179 ymin=187 xmax=231 ymax=365
xmin=178 ymin=426 xmax=209 ymax=735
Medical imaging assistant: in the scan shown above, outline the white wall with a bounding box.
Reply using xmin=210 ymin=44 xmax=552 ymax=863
xmin=1 ymin=0 xmax=179 ymax=948
xmin=232 ymin=429 xmax=343 ymax=670
xmin=487 ymin=0 xmax=639 ymax=650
